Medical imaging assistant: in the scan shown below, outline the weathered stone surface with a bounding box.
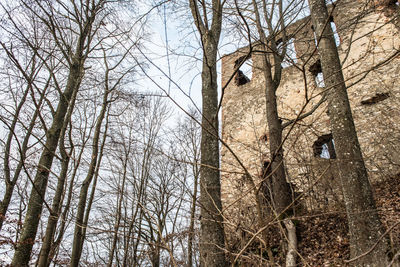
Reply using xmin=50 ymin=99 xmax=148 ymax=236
xmin=220 ymin=0 xmax=400 ymax=237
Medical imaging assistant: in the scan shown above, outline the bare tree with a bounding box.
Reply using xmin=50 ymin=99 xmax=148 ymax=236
xmin=225 ymin=1 xmax=308 ymax=264
xmin=5 ymin=0 xmax=107 ymax=265
xmin=0 ymin=50 xmax=49 ymax=232
xmin=188 ymin=0 xmax=228 ymax=265
xmin=69 ymin=35 xmax=139 ymax=266
xmin=171 ymin=112 xmax=201 ymax=267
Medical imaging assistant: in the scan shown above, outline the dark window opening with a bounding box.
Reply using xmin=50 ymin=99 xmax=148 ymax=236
xmin=384 ymin=0 xmax=399 ymax=7
xmin=234 ymin=55 xmax=252 ymax=86
xmin=361 ymin=92 xmax=390 ymax=105
xmin=313 ymin=134 xmax=336 ymax=159
xmin=309 ymin=59 xmax=322 ymax=76
xmin=375 ymin=0 xmax=399 ymax=16
xmin=260 ymin=133 xmax=268 ymax=143
xmin=309 ymin=59 xmax=325 ymax=87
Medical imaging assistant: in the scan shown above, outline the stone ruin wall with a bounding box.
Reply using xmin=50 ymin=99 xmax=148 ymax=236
xmin=220 ymin=0 xmax=400 ymax=231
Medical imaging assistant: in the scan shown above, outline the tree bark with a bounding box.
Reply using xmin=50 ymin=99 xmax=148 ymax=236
xmin=284 ymin=219 xmax=297 ymax=267
xmin=308 ymin=0 xmax=388 ymax=265
xmin=251 ymin=0 xmax=292 ymax=216
xmin=189 ymin=1 xmax=227 ymax=266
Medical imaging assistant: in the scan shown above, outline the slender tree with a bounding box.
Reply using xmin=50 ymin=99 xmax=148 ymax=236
xmin=228 ymin=1 xmax=309 ymax=264
xmin=188 ymin=0 xmax=228 ymax=266
xmin=172 ymin=113 xmax=201 ymax=267
xmin=0 ymin=52 xmax=49 ymax=231
xmin=250 ymin=0 xmax=293 ymax=215
xmin=69 ymin=42 xmax=136 ymax=266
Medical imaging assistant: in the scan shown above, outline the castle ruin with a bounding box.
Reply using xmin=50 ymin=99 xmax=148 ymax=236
xmin=220 ymin=0 xmax=400 ymax=246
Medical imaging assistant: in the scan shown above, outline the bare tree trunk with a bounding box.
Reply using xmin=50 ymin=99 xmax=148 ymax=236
xmin=107 ymin=156 xmax=128 ymax=267
xmin=246 ymin=2 xmax=295 ymax=264
xmin=11 ymin=1 xmax=101 ymax=263
xmin=251 ymin=0 xmax=292 ymax=217
xmin=0 ymin=79 xmax=30 ymax=231
xmin=0 ymin=108 xmax=38 ymax=231
xmin=37 ymin=85 xmax=78 ymax=267
xmin=47 ymin=134 xmax=87 ymax=265
xmin=308 ymin=0 xmax=388 ymax=265
xmin=284 ymin=219 xmax=297 ymax=267
xmin=188 ymin=1 xmax=227 ymax=266
xmin=188 ymin=165 xmax=199 ymax=267
xmin=264 ymin=73 xmax=292 ymax=215
xmin=12 ymin=59 xmax=84 ymax=266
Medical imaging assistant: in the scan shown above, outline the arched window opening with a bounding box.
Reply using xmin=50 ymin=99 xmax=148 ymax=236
xmin=234 ymin=55 xmax=252 ymax=86
xmin=313 ymin=133 xmax=336 ymax=159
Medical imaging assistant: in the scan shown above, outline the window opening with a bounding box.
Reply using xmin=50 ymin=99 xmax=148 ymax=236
xmin=309 ymin=59 xmax=325 ymax=87
xmin=330 ymin=16 xmax=340 ymax=46
xmin=260 ymin=133 xmax=268 ymax=143
xmin=361 ymin=92 xmax=390 ymax=105
xmin=311 ymin=16 xmax=340 ymax=47
xmin=313 ymin=133 xmax=336 ymax=159
xmin=384 ymin=0 xmax=399 ymax=7
xmin=234 ymin=55 xmax=252 ymax=86
xmin=315 ymin=73 xmax=325 ymax=87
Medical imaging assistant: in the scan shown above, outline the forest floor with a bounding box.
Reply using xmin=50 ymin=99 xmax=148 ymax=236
xmin=296 ymin=173 xmax=400 ymax=266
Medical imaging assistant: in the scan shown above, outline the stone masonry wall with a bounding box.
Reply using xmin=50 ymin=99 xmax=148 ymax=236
xmin=220 ymin=0 xmax=400 ymax=238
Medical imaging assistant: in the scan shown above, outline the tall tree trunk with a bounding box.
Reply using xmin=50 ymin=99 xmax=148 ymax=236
xmin=189 ymin=1 xmax=227 ymax=266
xmin=0 ymin=80 xmax=30 ymax=231
xmin=263 ymin=71 xmax=292 ymax=215
xmin=251 ymin=0 xmax=292 ymax=217
xmin=47 ymin=135 xmax=87 ymax=265
xmin=0 ymin=102 xmax=42 ymax=230
xmin=308 ymin=0 xmax=388 ymax=265
xmin=11 ymin=60 xmax=84 ymax=266
xmin=37 ymin=86 xmax=78 ymax=267
xmin=198 ymin=27 xmax=227 ymax=267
